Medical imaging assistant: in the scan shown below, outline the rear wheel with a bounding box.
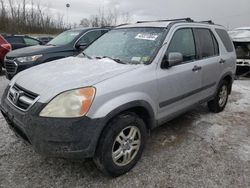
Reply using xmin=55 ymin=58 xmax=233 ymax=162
xmin=94 ymin=113 xmax=147 ymax=177
xmin=208 ymin=80 xmax=229 ymax=113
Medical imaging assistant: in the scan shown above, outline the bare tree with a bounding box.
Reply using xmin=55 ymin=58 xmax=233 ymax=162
xmin=80 ymin=18 xmax=90 ymax=27
xmin=79 ymin=8 xmax=132 ymax=27
xmin=0 ymin=0 xmax=65 ymax=34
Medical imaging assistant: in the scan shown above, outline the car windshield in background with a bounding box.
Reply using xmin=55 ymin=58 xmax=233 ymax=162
xmin=234 ymin=42 xmax=250 ymax=59
xmin=84 ymin=27 xmax=165 ymax=64
xmin=47 ymin=30 xmax=81 ymax=46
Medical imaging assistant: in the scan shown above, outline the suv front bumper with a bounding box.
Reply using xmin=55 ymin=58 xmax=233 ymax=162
xmin=0 ymin=88 xmax=105 ymax=159
xmin=236 ymin=59 xmax=250 ymax=75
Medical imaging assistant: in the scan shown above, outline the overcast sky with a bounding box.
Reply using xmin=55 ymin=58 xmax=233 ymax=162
xmin=37 ymin=0 xmax=250 ymax=29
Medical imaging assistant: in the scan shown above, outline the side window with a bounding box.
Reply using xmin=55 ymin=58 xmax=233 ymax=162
xmin=167 ymin=28 xmax=196 ymax=62
xmin=215 ymin=29 xmax=234 ymax=52
xmin=6 ymin=37 xmax=24 ymax=44
xmin=24 ymin=37 xmax=40 ymax=45
xmin=196 ymin=29 xmax=218 ymax=58
xmin=78 ymin=30 xmax=103 ymax=45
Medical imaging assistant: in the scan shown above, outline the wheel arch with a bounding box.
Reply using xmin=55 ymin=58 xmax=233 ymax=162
xmin=220 ymin=72 xmax=234 ymax=94
xmin=93 ymin=100 xmax=156 ymax=159
xmin=101 ymin=100 xmax=156 ymax=131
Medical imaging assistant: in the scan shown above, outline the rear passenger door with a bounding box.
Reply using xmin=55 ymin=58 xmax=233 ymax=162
xmin=194 ymin=28 xmax=221 ymax=98
xmin=157 ymin=28 xmax=203 ymax=121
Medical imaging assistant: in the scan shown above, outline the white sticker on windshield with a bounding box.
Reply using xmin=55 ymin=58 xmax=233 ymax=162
xmin=131 ymin=57 xmax=141 ymax=62
xmin=135 ymin=33 xmax=159 ymax=41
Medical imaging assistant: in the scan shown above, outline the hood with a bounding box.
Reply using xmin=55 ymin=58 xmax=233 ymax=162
xmin=6 ymin=45 xmax=66 ymax=57
xmin=229 ymin=30 xmax=250 ymax=42
xmin=11 ymin=56 xmax=142 ymax=103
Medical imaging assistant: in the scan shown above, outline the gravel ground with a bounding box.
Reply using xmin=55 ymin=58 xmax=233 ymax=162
xmin=0 ymin=71 xmax=250 ymax=188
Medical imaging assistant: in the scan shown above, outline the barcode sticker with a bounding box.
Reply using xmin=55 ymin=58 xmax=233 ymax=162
xmin=135 ymin=33 xmax=159 ymax=41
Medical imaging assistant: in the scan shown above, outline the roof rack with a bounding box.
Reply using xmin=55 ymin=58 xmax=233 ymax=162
xmin=101 ymin=26 xmax=114 ymax=28
xmin=199 ymin=20 xmax=214 ymax=24
xmin=136 ymin=18 xmax=194 ymax=24
xmin=115 ymin=23 xmax=129 ymax=27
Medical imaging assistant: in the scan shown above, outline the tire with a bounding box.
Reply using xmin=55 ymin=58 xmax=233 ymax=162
xmin=0 ymin=64 xmax=2 ymax=74
xmin=208 ymin=80 xmax=229 ymax=113
xmin=94 ymin=113 xmax=147 ymax=177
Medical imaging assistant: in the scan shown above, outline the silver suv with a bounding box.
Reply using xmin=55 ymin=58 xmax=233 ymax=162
xmin=0 ymin=18 xmax=236 ymax=177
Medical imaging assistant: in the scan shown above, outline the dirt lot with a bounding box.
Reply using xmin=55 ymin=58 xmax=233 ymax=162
xmin=0 ymin=71 xmax=249 ymax=188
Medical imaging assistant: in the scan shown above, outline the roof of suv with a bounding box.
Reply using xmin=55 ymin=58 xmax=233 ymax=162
xmin=118 ymin=21 xmax=172 ymax=28
xmin=116 ymin=18 xmax=223 ymax=29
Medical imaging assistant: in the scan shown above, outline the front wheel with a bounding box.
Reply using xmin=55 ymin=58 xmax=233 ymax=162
xmin=208 ymin=80 xmax=229 ymax=113
xmin=94 ymin=113 xmax=147 ymax=177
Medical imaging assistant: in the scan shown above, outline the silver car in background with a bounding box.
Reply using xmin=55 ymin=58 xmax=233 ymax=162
xmin=229 ymin=27 xmax=250 ymax=75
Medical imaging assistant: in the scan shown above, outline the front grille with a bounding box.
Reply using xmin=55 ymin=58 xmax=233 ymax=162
xmin=237 ymin=61 xmax=250 ymax=65
xmin=5 ymin=57 xmax=18 ymax=74
xmin=237 ymin=59 xmax=250 ymax=66
xmin=8 ymin=84 xmax=39 ymax=111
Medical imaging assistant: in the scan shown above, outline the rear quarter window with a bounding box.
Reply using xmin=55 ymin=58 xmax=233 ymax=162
xmin=215 ymin=29 xmax=234 ymax=52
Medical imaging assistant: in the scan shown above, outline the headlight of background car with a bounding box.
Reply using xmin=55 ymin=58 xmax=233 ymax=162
xmin=40 ymin=87 xmax=96 ymax=118
xmin=16 ymin=55 xmax=43 ymax=63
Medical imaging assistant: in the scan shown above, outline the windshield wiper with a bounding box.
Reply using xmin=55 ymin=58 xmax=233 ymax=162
xmin=97 ymin=56 xmax=127 ymax=64
xmin=46 ymin=43 xmax=56 ymax=46
xmin=82 ymin=52 xmax=92 ymax=59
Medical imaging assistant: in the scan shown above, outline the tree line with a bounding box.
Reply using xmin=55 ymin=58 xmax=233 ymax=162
xmin=0 ymin=0 xmax=131 ymax=35
xmin=79 ymin=8 xmax=131 ymax=27
xmin=0 ymin=0 xmax=65 ymax=34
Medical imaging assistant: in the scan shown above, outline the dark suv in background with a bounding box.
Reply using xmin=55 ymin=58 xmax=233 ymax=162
xmin=3 ymin=35 xmax=43 ymax=50
xmin=5 ymin=27 xmax=110 ymax=79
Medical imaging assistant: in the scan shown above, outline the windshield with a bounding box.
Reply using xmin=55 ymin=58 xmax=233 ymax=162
xmin=234 ymin=42 xmax=250 ymax=59
xmin=48 ymin=30 xmax=81 ymax=46
xmin=84 ymin=27 xmax=165 ymax=64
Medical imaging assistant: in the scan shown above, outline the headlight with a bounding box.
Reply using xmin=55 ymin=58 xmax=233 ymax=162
xmin=40 ymin=87 xmax=96 ymax=118
xmin=16 ymin=55 xmax=43 ymax=63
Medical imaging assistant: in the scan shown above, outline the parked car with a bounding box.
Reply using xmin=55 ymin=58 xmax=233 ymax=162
xmin=0 ymin=18 xmax=236 ymax=177
xmin=3 ymin=35 xmax=43 ymax=50
xmin=0 ymin=34 xmax=11 ymax=73
xmin=4 ymin=27 xmax=110 ymax=80
xmin=37 ymin=36 xmax=54 ymax=44
xmin=229 ymin=28 xmax=250 ymax=76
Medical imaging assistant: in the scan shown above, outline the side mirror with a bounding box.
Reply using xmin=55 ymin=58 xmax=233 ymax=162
xmin=161 ymin=52 xmax=183 ymax=69
xmin=75 ymin=42 xmax=88 ymax=50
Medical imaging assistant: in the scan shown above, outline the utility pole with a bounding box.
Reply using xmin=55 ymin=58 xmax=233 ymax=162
xmin=66 ymin=3 xmax=70 ymax=28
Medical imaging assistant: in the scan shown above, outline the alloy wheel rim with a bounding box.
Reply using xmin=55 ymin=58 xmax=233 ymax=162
xmin=112 ymin=126 xmax=141 ymax=167
xmin=218 ymin=85 xmax=228 ymax=107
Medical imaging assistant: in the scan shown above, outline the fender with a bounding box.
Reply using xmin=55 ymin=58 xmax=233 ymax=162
xmin=101 ymin=100 xmax=156 ymax=130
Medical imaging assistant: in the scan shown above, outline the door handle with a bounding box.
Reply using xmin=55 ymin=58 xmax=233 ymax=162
xmin=219 ymin=59 xmax=226 ymax=64
xmin=192 ymin=65 xmax=202 ymax=72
